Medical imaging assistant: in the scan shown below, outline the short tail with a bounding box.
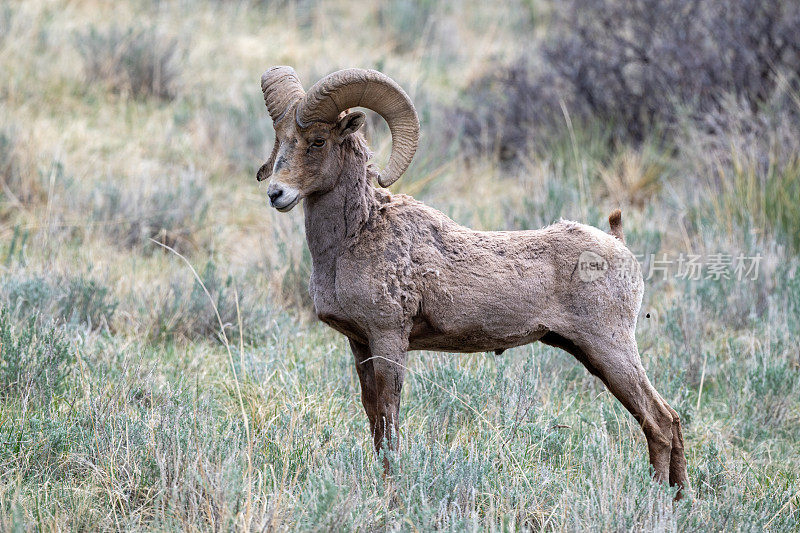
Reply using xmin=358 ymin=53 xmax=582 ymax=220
xmin=608 ymin=209 xmax=625 ymax=243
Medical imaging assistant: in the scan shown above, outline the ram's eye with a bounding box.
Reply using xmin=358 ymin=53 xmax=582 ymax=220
xmin=310 ymin=138 xmax=326 ymax=148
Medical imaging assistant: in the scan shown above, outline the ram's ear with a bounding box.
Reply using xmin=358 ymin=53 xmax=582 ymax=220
xmin=336 ymin=111 xmax=366 ymax=138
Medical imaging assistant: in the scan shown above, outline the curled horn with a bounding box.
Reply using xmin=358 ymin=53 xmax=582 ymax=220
xmin=297 ymin=68 xmax=419 ymax=187
xmin=261 ymin=66 xmax=305 ymax=122
xmin=257 ymin=66 xmax=305 ymax=181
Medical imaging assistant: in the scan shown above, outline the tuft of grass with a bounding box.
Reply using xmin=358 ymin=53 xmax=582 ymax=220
xmin=676 ymin=85 xmax=800 ymax=253
xmin=0 ymin=128 xmax=46 ymax=207
xmin=710 ymin=152 xmax=800 ymax=253
xmin=596 ymin=146 xmax=668 ymax=208
xmin=0 ymin=6 xmax=11 ymax=45
xmin=376 ymin=0 xmax=440 ymax=54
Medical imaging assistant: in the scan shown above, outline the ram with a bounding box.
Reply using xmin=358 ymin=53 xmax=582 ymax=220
xmin=256 ymin=66 xmax=688 ymax=497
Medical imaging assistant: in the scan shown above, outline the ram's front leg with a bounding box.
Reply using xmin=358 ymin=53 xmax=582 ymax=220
xmin=349 ymin=339 xmax=378 ymax=436
xmin=368 ymin=332 xmax=408 ymax=473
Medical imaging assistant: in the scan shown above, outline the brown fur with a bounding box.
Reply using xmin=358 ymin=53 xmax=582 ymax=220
xmin=260 ymin=106 xmax=688 ymax=498
xmin=609 ymin=208 xmax=625 ymax=243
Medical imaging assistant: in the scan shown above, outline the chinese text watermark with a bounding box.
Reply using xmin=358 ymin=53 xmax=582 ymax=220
xmin=642 ymin=253 xmax=762 ymax=281
xmin=576 ymin=251 xmax=763 ymax=282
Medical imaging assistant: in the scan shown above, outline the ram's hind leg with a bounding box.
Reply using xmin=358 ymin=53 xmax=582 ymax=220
xmin=666 ymin=403 xmax=688 ymax=490
xmin=541 ymin=332 xmax=687 ymax=497
xmin=587 ymin=339 xmax=688 ymax=497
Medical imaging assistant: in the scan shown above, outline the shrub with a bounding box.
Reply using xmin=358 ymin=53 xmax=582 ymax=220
xmin=74 ymin=25 xmax=181 ymax=100
xmin=451 ymin=58 xmax=564 ymax=164
xmin=0 ymin=309 xmax=74 ymax=406
xmin=1 ymin=274 xmax=118 ymax=331
xmin=454 ymin=0 xmax=800 ymax=161
xmin=90 ymin=170 xmax=209 ymax=255
xmin=545 ymin=0 xmax=800 ymax=142
xmin=150 ymin=261 xmax=233 ymax=342
xmin=57 ymin=277 xmax=119 ymax=330
xmin=148 ymin=261 xmax=272 ymax=344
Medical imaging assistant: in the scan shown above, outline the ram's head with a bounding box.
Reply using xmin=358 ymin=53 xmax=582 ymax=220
xmin=256 ymin=67 xmax=419 ymax=212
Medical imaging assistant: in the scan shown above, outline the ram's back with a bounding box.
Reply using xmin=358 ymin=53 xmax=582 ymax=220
xmin=399 ymin=203 xmax=643 ymax=352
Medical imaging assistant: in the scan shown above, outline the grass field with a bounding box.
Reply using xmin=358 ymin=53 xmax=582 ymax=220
xmin=1 ymin=1 xmax=799 ymax=530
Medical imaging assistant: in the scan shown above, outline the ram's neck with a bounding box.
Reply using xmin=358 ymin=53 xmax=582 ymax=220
xmin=303 ymin=149 xmax=374 ymax=280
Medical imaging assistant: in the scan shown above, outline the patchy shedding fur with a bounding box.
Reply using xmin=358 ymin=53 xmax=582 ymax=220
xmin=259 ymin=81 xmax=688 ymax=499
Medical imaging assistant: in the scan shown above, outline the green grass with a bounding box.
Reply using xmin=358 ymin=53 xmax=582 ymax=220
xmin=0 ymin=0 xmax=799 ymax=530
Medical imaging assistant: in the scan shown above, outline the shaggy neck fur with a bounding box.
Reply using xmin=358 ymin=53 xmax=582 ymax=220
xmin=303 ymin=134 xmax=376 ymax=278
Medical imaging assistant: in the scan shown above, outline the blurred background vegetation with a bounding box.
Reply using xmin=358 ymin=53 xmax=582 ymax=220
xmin=0 ymin=0 xmax=798 ymax=529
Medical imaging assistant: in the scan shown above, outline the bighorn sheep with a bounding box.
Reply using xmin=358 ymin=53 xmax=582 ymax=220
xmin=255 ymin=66 xmax=688 ymax=497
